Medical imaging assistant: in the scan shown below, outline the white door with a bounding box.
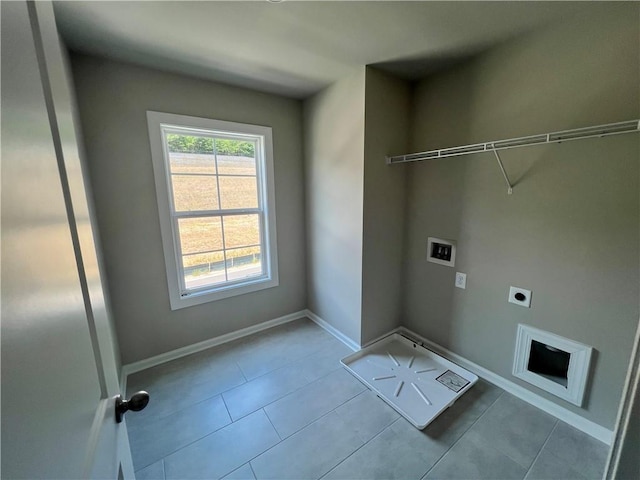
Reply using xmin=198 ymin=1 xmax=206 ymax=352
xmin=1 ymin=1 xmax=135 ymax=478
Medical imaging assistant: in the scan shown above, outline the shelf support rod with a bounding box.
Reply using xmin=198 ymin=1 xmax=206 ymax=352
xmin=491 ymin=145 xmax=513 ymax=195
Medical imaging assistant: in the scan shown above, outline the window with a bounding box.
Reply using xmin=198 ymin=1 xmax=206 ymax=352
xmin=147 ymin=111 xmax=278 ymax=309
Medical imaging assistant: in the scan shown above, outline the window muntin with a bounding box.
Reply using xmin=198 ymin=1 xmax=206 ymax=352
xmin=147 ymin=112 xmax=278 ymax=309
xmin=165 ymin=129 xmax=265 ymax=294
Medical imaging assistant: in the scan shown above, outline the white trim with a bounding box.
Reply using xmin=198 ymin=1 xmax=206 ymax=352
xmin=396 ymin=326 xmax=613 ymax=445
xmin=82 ymin=398 xmax=110 ymax=478
xmin=361 ymin=328 xmax=402 ymax=349
xmin=119 ymin=373 xmax=127 ymax=401
xmin=513 ymin=324 xmax=592 ymax=407
xmin=146 ymin=111 xmax=279 ymax=310
xmin=604 ymin=317 xmax=640 ymax=478
xmin=118 ymin=311 xmax=613 ymax=445
xmin=427 ymin=237 xmax=456 ymax=267
xmin=304 ymin=309 xmax=360 ymax=352
xmin=121 ymin=310 xmax=306 ymax=378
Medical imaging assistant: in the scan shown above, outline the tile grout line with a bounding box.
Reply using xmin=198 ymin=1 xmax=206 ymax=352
xmin=273 ymin=384 xmax=366 ymax=441
xmin=131 ymin=337 xmax=495 ymax=479
xmin=224 ymin=405 xmax=309 ymax=477
xmin=127 ymin=388 xmax=235 ymax=433
xmin=136 ymin=323 xmax=560 ymax=480
xmin=477 ymin=403 xmax=559 ymax=473
xmin=286 ymin=382 xmax=506 ymax=480
xmin=220 ymin=394 xmax=234 ymax=426
xmin=128 ymin=320 xmax=339 ymax=389
xmin=131 ymin=343 xmax=349 ymax=473
xmin=129 ymin=319 xmax=607 ymax=480
xmin=523 ymin=422 xmax=598 ymax=480
xmin=135 ymin=322 xmax=449 ymax=478
xmin=421 ymin=390 xmax=506 ymax=479
xmin=162 ymin=408 xmax=281 ymax=480
xmin=222 ymin=350 xmax=349 ymax=424
xmin=155 ymin=399 xmax=387 ymax=480
xmin=234 ymin=358 xmax=249 ymax=384
xmin=221 ymin=334 xmax=343 ymax=389
xmin=127 ymin=365 xmax=246 ymax=433
xmin=130 ymin=318 xmax=319 ymax=391
xmin=133 ymin=400 xmax=240 ymax=474
xmin=248 ymin=387 xmax=369 ymax=475
xmin=522 ymin=419 xmax=559 ymax=479
xmin=331 ymin=390 xmax=401 ymax=446
xmin=320 ymin=385 xmax=439 ymax=478
xmin=262 ymin=407 xmax=283 ymax=441
xmin=318 ymin=416 xmax=406 ymax=480
xmin=133 ymin=334 xmax=341 ymax=432
xmin=143 ymin=374 xmax=497 ymax=477
xmin=156 ymin=395 xmax=296 ymax=478
xmin=248 ymin=461 xmax=258 ymax=480
xmin=225 ymin=372 xmax=327 ymax=423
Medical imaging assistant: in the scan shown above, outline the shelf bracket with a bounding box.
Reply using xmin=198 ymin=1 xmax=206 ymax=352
xmin=491 ymin=145 xmax=513 ymax=195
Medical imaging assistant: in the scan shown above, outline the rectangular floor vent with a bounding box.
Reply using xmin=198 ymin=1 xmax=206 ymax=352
xmin=341 ymin=333 xmax=477 ymax=429
xmin=513 ymin=324 xmax=592 ymax=406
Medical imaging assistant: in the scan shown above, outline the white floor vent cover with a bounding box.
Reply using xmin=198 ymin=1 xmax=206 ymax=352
xmin=341 ymin=333 xmax=478 ymax=429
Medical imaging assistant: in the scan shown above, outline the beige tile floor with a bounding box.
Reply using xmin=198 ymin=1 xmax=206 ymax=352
xmin=126 ymin=318 xmax=608 ymax=480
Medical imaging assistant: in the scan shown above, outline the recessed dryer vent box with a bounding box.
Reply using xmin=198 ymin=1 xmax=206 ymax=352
xmin=427 ymin=237 xmax=456 ymax=267
xmin=513 ymin=324 xmax=592 ymax=406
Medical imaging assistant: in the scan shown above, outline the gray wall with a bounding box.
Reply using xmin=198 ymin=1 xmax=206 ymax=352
xmin=71 ymin=55 xmax=306 ymax=364
xmin=361 ymin=67 xmax=411 ymax=344
xmin=403 ymin=4 xmax=639 ymax=429
xmin=303 ymin=68 xmax=366 ymax=344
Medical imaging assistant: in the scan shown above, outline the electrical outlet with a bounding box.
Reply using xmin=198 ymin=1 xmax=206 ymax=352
xmin=509 ymin=286 xmax=532 ymax=308
xmin=455 ymin=272 xmax=467 ymax=289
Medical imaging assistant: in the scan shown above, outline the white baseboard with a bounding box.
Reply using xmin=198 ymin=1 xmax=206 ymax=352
xmin=397 ymin=327 xmax=613 ymax=445
xmin=121 ymin=310 xmax=308 ymax=387
xmin=117 ymin=308 xmax=614 ymax=446
xmin=304 ymin=309 xmax=360 ymax=352
xmin=361 ymin=327 xmax=403 ymax=349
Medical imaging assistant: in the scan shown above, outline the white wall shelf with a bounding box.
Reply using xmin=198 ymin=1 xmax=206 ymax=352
xmin=386 ymin=119 xmax=640 ymax=194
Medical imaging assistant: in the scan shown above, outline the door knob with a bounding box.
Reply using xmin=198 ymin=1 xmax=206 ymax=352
xmin=115 ymin=391 xmax=149 ymax=423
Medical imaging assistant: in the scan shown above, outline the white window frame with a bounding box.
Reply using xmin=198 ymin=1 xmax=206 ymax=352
xmin=147 ymin=111 xmax=278 ymax=310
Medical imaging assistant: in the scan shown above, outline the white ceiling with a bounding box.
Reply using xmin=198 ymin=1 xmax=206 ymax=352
xmin=54 ymin=1 xmax=592 ymax=99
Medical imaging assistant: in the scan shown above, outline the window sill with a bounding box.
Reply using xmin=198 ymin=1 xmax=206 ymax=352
xmin=168 ymin=275 xmax=279 ymax=310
